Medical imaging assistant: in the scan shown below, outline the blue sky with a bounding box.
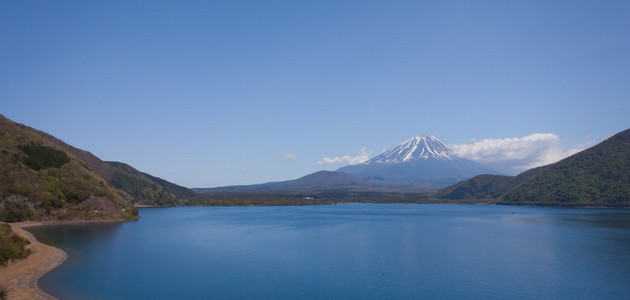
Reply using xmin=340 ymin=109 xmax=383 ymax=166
xmin=2 ymin=1 xmax=629 ymax=187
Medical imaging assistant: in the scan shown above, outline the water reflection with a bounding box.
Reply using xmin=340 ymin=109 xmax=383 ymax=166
xmin=556 ymin=211 xmax=630 ymax=229
xmin=27 ymin=222 xmax=124 ymax=248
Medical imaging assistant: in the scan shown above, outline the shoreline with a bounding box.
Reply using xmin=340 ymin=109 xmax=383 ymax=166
xmin=0 ymin=219 xmax=126 ymax=300
xmin=0 ymin=222 xmax=67 ymax=300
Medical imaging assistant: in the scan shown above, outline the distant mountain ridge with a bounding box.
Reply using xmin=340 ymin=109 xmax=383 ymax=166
xmin=194 ymin=171 xmax=363 ymax=194
xmin=200 ymin=135 xmax=498 ymax=195
xmin=5 ymin=113 xmax=625 ymax=208
xmin=436 ymin=128 xmax=630 ymax=206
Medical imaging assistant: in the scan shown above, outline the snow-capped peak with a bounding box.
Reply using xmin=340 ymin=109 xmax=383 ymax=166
xmin=366 ymin=135 xmax=452 ymax=164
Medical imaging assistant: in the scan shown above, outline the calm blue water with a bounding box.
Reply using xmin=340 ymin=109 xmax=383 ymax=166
xmin=28 ymin=204 xmax=630 ymax=299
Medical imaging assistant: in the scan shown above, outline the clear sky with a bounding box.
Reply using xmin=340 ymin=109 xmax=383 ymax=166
xmin=2 ymin=1 xmax=629 ymax=188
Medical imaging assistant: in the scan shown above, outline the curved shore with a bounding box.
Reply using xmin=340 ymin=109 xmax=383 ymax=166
xmin=0 ymin=223 xmax=67 ymax=300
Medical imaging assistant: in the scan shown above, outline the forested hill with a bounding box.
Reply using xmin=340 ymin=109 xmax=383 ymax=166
xmin=500 ymin=129 xmax=630 ymax=206
xmin=105 ymin=161 xmax=197 ymax=205
xmin=0 ymin=115 xmax=137 ymax=221
xmin=36 ymin=126 xmax=197 ymax=206
xmin=436 ymin=129 xmax=630 ymax=206
xmin=433 ymin=167 xmax=548 ymax=201
xmin=0 ymin=114 xmax=198 ymax=221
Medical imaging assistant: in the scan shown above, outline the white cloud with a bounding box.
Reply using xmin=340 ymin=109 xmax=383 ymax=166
xmin=280 ymin=154 xmax=298 ymax=161
xmin=450 ymin=133 xmax=584 ymax=174
xmin=317 ymin=148 xmax=371 ymax=165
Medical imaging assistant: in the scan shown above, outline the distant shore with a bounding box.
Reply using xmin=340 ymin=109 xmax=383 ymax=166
xmin=134 ymin=204 xmax=159 ymax=207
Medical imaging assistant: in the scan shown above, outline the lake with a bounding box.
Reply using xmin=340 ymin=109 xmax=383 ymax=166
xmin=27 ymin=204 xmax=630 ymax=299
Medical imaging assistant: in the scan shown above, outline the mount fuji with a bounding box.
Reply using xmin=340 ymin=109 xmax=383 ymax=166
xmin=198 ymin=135 xmax=497 ymax=194
xmin=337 ymin=135 xmax=497 ymax=188
xmin=364 ymin=135 xmax=453 ymax=163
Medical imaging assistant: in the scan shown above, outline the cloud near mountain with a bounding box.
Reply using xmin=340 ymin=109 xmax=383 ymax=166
xmin=450 ymin=133 xmax=584 ymax=174
xmin=280 ymin=154 xmax=298 ymax=161
xmin=317 ymin=148 xmax=371 ymax=165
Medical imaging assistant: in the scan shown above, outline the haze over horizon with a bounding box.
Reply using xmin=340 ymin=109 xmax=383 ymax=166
xmin=2 ymin=1 xmax=629 ymax=187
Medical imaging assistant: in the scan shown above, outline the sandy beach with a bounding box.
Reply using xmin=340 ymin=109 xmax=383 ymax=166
xmin=0 ymin=223 xmax=67 ymax=300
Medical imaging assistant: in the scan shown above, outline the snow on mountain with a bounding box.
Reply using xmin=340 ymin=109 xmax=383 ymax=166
xmin=337 ymin=135 xmax=498 ymax=187
xmin=367 ymin=135 xmax=452 ymax=164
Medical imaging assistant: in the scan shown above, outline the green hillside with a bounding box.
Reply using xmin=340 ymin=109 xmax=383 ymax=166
xmin=436 ymin=129 xmax=630 ymax=206
xmin=0 ymin=223 xmax=31 ymax=266
xmin=432 ymin=174 xmax=514 ymax=201
xmin=0 ymin=115 xmax=138 ymax=221
xmin=107 ymin=161 xmax=197 ymax=206
xmin=500 ymin=129 xmax=630 ymax=206
xmin=37 ymin=126 xmax=197 ymax=206
xmin=434 ymin=167 xmax=547 ymax=201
